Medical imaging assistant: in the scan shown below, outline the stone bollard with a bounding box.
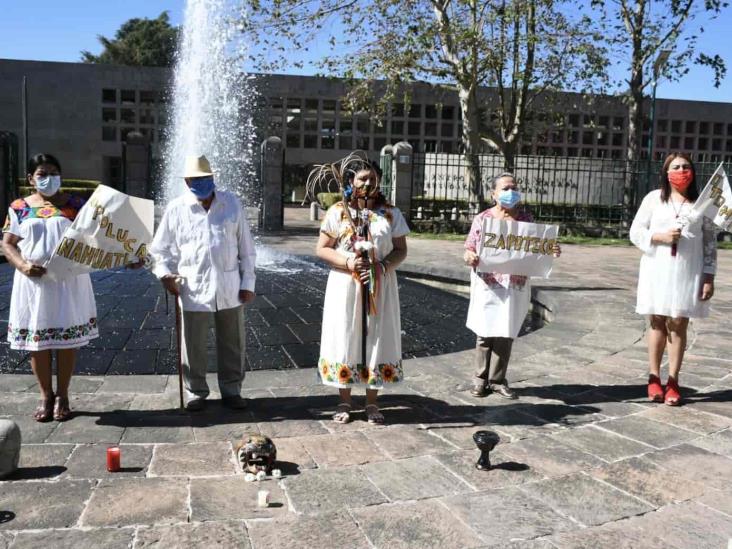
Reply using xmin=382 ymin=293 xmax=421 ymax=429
xmin=309 ymin=202 xmax=320 ymax=221
xmin=0 ymin=419 xmax=21 ymax=479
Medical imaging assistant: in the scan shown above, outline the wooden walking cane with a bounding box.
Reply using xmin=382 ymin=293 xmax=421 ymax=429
xmin=174 ymin=294 xmax=184 ymax=410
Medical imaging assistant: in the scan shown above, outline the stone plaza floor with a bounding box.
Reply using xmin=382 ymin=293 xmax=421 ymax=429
xmin=1 ymin=216 xmax=732 ymax=548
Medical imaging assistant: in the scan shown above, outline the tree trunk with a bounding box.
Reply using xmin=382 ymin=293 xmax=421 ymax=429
xmin=502 ymin=141 xmax=517 ymax=172
xmin=625 ymin=12 xmax=645 ymax=225
xmin=459 ymin=85 xmax=484 ymax=209
xmin=626 ymin=66 xmax=644 ymax=211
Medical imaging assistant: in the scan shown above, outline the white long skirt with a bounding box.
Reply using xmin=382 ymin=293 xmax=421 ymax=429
xmin=318 ymin=269 xmax=403 ymax=389
xmin=7 ymin=270 xmax=98 ymax=350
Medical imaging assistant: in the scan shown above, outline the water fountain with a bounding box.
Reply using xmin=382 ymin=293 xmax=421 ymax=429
xmin=161 ymin=0 xmax=257 ymax=204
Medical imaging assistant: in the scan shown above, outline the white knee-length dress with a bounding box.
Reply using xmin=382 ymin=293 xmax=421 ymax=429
xmin=630 ymin=190 xmax=717 ymax=318
xmin=318 ymin=202 xmax=409 ymax=389
xmin=4 ymin=196 xmax=98 ymax=350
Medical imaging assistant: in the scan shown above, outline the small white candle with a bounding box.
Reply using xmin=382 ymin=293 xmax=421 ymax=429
xmin=272 ymin=468 xmax=282 ymax=479
xmin=256 ymin=470 xmax=266 ymax=481
xmin=257 ymin=490 xmax=270 ymax=507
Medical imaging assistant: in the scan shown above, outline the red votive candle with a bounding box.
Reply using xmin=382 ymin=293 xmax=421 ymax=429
xmin=106 ymin=446 xmax=121 ymax=472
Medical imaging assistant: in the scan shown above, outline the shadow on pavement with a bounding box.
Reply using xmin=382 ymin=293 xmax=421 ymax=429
xmin=7 ymin=466 xmax=67 ymax=481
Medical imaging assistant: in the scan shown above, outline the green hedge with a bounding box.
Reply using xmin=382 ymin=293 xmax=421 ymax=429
xmin=15 ymin=179 xmax=100 ymax=200
xmin=17 ymin=178 xmax=100 ymax=189
xmin=317 ymin=192 xmax=343 ymax=209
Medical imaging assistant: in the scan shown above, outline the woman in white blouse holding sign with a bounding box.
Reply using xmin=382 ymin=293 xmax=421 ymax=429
xmin=2 ymin=154 xmax=98 ymax=422
xmin=463 ymin=173 xmax=560 ymax=400
xmin=630 ymin=152 xmax=716 ymax=406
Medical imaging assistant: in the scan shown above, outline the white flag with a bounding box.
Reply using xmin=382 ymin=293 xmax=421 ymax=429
xmin=693 ymin=163 xmax=732 ymax=231
xmin=44 ymin=185 xmax=154 ymax=279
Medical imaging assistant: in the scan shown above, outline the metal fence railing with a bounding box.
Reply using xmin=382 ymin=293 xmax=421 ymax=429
xmin=408 ymin=153 xmax=728 ymax=227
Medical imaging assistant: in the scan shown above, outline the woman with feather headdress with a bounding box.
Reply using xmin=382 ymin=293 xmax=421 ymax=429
xmin=310 ymin=152 xmax=409 ymax=425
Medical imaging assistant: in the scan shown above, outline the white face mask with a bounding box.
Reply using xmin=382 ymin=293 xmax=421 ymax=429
xmin=35 ymin=175 xmax=62 ymax=197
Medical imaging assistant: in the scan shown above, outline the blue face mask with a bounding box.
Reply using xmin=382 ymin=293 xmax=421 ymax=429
xmin=188 ymin=176 xmax=215 ymax=199
xmin=497 ymin=189 xmax=521 ymax=209
xmin=35 ymin=175 xmax=62 ymax=197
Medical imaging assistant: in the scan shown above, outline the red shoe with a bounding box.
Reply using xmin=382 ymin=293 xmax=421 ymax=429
xmin=647 ymin=374 xmax=663 ymax=402
xmin=665 ymin=376 xmax=681 ymax=406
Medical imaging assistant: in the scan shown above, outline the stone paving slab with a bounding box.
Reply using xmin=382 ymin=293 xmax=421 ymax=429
xmin=588 ymin=455 xmax=707 ymax=506
xmin=629 ymin=500 xmax=732 ymax=549
xmin=547 ymin=520 xmax=670 ymax=549
xmin=246 ymin=512 xmax=369 ymax=549
xmin=8 ymin=528 xmax=135 ymax=549
xmin=550 ymin=425 xmax=655 ymax=462
xmin=363 ymin=455 xmax=471 ymax=501
xmin=134 ymin=521 xmax=250 ymax=549
xmin=354 ymin=499 xmax=484 ymax=549
xmin=596 ymin=415 xmax=700 ymax=449
xmin=642 ymin=443 xmax=732 ymax=488
xmin=496 ymin=434 xmax=605 ymax=478
xmin=189 ymin=477 xmax=287 ymax=521
xmin=0 ymin=480 xmax=94 ymax=530
xmin=82 ymin=478 xmax=189 ymax=527
xmin=149 ymin=441 xmax=237 ymax=477
xmin=63 ymin=444 xmax=153 ymax=479
xmin=299 ymin=431 xmax=387 ymax=468
xmin=283 ymin=466 xmax=387 ymax=515
xmin=520 ymin=472 xmax=653 ymax=527
xmin=442 ymin=486 xmax=575 ymax=544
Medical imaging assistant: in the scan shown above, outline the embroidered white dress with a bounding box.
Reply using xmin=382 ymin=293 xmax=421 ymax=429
xmin=4 ymin=198 xmax=98 ymax=350
xmin=318 ymin=203 xmax=410 ymax=389
xmin=464 ymin=208 xmax=532 ymax=339
xmin=630 ymin=189 xmax=717 ymax=318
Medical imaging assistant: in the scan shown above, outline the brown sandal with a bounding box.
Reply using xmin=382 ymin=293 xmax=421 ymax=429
xmin=33 ymin=393 xmax=55 ymax=422
xmin=53 ymin=395 xmax=72 ymax=421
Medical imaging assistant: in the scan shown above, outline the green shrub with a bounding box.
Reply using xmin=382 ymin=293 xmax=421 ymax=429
xmin=317 ymin=192 xmax=343 ymax=209
xmin=17 ymin=178 xmax=100 ymax=189
xmin=17 ymin=184 xmax=99 ymax=200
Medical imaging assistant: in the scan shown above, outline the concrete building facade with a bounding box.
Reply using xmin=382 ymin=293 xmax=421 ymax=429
xmin=2 ymin=58 xmax=732 ymax=189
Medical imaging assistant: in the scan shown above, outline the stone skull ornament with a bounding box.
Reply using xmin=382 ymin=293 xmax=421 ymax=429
xmin=235 ymin=434 xmax=277 ymax=475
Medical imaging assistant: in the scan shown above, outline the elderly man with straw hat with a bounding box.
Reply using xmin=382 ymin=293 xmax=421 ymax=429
xmin=150 ymin=155 xmax=256 ymax=411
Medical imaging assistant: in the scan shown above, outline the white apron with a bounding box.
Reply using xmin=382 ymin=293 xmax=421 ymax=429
xmin=466 ymin=270 xmax=531 ymax=339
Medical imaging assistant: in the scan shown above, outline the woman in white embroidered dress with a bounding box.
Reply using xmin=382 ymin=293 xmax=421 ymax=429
xmin=463 ymin=173 xmax=560 ymax=400
xmin=314 ymin=156 xmax=409 ymax=424
xmin=630 ymin=152 xmax=716 ymax=406
xmin=2 ymin=154 xmax=98 ymax=422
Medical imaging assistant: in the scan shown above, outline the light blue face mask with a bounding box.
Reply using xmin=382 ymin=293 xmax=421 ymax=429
xmin=188 ymin=176 xmax=215 ymax=199
xmin=35 ymin=175 xmax=62 ymax=197
xmin=497 ymin=189 xmax=521 ymax=209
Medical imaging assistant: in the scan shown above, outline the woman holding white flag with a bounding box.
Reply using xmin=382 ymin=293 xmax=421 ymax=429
xmin=464 ymin=173 xmax=560 ymax=399
xmin=630 ymin=152 xmax=717 ymax=406
xmin=2 ymin=153 xmax=98 ymax=422
xmin=312 ymin=154 xmax=409 ymax=425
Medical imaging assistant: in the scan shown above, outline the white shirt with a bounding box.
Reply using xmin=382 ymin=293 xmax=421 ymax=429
xmin=150 ymin=189 xmax=256 ymax=312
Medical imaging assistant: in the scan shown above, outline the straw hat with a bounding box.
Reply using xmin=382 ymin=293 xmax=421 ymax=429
xmin=182 ymin=155 xmax=214 ymax=178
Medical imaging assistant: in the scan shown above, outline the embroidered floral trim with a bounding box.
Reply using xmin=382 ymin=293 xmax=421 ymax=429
xmin=8 ymin=318 xmax=98 ymax=345
xmin=4 ymin=195 xmax=85 ymax=229
xmin=477 ymin=272 xmax=528 ymax=290
xmin=319 ymin=357 xmax=403 ymax=385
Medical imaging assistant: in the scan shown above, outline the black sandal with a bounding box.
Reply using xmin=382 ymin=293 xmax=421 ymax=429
xmin=33 ymin=393 xmax=55 ymax=423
